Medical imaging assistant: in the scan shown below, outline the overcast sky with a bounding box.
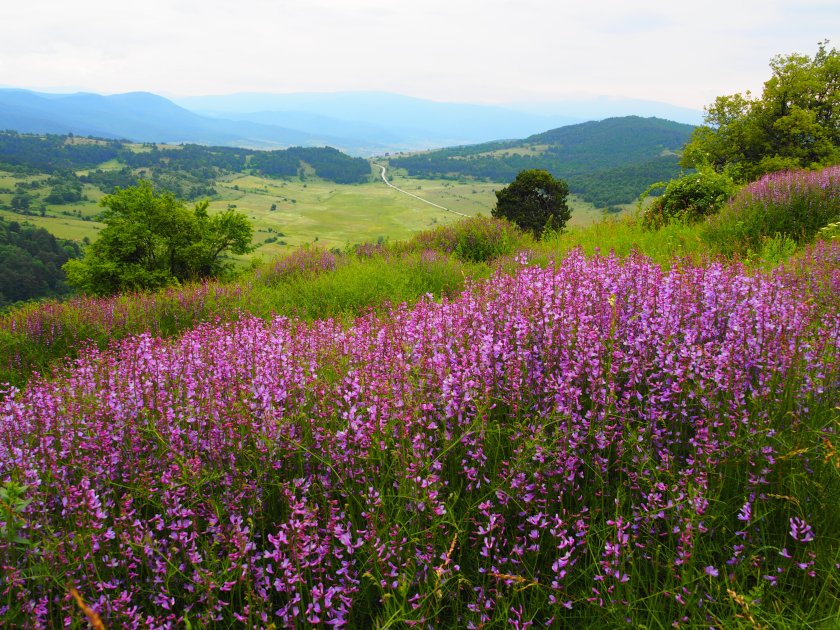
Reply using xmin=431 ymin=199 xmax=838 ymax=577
xmin=1 ymin=0 xmax=837 ymax=110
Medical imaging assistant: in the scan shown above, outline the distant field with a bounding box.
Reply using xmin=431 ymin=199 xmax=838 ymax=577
xmin=0 ymin=173 xmax=105 ymax=240
xmin=0 ymin=164 xmax=611 ymax=256
xmin=0 ymin=210 xmax=103 ymax=241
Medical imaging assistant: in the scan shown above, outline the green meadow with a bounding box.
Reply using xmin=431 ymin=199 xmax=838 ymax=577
xmin=0 ymin=163 xmax=607 ymax=256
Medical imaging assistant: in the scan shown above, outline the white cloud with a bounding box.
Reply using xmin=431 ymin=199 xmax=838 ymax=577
xmin=1 ymin=0 xmax=837 ymax=109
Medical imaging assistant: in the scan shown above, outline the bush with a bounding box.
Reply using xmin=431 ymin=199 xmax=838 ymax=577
xmin=641 ymin=168 xmax=736 ymax=229
xmin=402 ymin=215 xmax=527 ymax=262
xmin=703 ymin=164 xmax=840 ymax=256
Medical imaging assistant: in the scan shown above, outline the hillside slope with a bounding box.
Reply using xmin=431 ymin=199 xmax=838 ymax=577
xmin=389 ymin=116 xmax=695 ymax=206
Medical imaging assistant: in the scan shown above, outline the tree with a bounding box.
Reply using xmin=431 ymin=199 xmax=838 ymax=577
xmin=682 ymin=41 xmax=840 ymax=180
xmin=64 ymin=183 xmax=252 ymax=296
xmin=10 ymin=193 xmax=31 ymax=212
xmin=492 ymin=169 xmax=570 ymax=237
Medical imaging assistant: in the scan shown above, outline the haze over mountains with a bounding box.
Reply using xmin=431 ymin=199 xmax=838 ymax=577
xmin=0 ymin=88 xmax=701 ymax=156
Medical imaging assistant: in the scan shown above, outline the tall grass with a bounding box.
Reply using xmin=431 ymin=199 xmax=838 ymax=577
xmin=0 ymin=217 xmax=530 ymax=387
xmin=538 ymin=212 xmax=708 ymax=264
xmin=0 ymin=247 xmax=489 ymax=387
xmin=703 ymin=164 xmax=840 ymax=256
xmin=2 ymin=247 xmax=837 ymax=627
xmin=396 ymin=214 xmax=528 ymax=262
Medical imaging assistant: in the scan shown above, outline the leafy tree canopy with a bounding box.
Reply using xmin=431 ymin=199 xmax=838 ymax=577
xmin=491 ymin=169 xmax=570 ymax=237
xmin=64 ymin=183 xmax=252 ymax=296
xmin=682 ymin=41 xmax=840 ymax=180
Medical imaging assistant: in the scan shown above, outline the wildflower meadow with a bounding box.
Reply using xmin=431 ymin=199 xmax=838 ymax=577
xmin=1 ymin=243 xmax=838 ymax=627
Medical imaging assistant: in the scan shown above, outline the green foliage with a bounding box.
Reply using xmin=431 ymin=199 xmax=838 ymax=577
xmin=0 ymin=132 xmax=121 ymax=173
xmin=250 ymin=146 xmax=371 ymax=184
xmin=683 ymin=41 xmax=840 ymax=180
xmin=401 ymin=215 xmax=527 ymax=262
xmin=43 ymin=174 xmax=83 ymax=204
xmin=702 ymin=164 xmax=840 ymax=256
xmin=0 ymin=217 xmax=79 ymax=307
xmin=0 ymin=132 xmax=371 ymax=206
xmin=63 ymin=183 xmax=252 ymax=296
xmin=492 ymin=169 xmax=570 ymax=237
xmin=641 ymin=168 xmax=736 ymax=229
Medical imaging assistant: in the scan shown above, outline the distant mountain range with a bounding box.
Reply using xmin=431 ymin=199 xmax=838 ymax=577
xmin=0 ymin=88 xmax=702 ymax=156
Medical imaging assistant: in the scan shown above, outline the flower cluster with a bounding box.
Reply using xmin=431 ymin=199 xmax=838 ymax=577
xmin=705 ymin=164 xmax=840 ymax=254
xmin=1 ymin=246 xmax=837 ymax=627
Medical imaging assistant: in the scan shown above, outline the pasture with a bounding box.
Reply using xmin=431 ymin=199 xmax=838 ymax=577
xmin=0 ymin=165 xmax=607 ymax=256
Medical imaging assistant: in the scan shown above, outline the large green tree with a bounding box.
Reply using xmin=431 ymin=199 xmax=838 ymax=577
xmin=64 ymin=183 xmax=252 ymax=296
xmin=682 ymin=41 xmax=840 ymax=180
xmin=492 ymin=169 xmax=570 ymax=238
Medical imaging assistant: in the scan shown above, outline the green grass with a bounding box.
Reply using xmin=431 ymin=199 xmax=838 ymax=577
xmin=0 ymin=210 xmax=103 ymax=241
xmin=0 ymin=164 xmax=611 ymax=258
xmin=537 ymin=210 xmax=708 ymax=265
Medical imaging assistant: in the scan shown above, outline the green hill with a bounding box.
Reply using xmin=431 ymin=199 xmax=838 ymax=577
xmin=0 ymin=216 xmax=80 ymax=307
xmin=389 ymin=116 xmax=695 ymax=206
xmin=0 ymin=131 xmax=372 ymax=193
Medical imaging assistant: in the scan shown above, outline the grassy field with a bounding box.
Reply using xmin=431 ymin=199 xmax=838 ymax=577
xmin=0 ymin=162 xmax=609 ymax=256
xmin=0 ymin=164 xmax=602 ymax=259
xmin=0 ymin=174 xmax=105 ymax=240
xmin=207 ymin=166 xmax=608 ymax=257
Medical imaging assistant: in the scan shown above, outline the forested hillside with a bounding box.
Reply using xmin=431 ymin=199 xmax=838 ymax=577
xmin=0 ymin=132 xmax=371 ymax=201
xmin=390 ymin=116 xmax=694 ymax=206
xmin=0 ymin=217 xmax=79 ymax=307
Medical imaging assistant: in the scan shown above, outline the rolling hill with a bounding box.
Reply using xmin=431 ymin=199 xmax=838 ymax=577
xmin=1 ymin=88 xmax=700 ymax=158
xmin=389 ymin=116 xmax=696 ymax=206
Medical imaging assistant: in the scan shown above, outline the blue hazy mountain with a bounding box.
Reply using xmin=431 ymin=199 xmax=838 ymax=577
xmin=0 ymin=89 xmax=358 ymax=150
xmin=175 ymin=91 xmax=585 ymax=149
xmin=0 ymin=88 xmax=702 ymax=156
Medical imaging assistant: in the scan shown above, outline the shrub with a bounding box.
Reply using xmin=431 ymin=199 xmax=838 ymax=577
xmin=641 ymin=168 xmax=736 ymax=229
xmin=703 ymin=164 xmax=840 ymax=256
xmin=402 ymin=215 xmax=527 ymax=262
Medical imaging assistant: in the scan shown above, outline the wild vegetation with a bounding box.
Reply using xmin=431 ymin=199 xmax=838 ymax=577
xmin=703 ymin=164 xmax=840 ymax=256
xmin=1 ymin=156 xmax=839 ymax=624
xmin=1 ymin=42 xmax=839 ymax=630
xmin=682 ymin=41 xmax=839 ymax=180
xmin=63 ymin=183 xmax=253 ymax=296
xmin=1 ymin=229 xmax=838 ymax=627
xmin=0 ymin=217 xmax=80 ymax=307
xmin=640 ymin=168 xmax=737 ymax=230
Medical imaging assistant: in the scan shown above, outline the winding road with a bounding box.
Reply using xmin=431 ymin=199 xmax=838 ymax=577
xmin=374 ymin=163 xmax=468 ymax=218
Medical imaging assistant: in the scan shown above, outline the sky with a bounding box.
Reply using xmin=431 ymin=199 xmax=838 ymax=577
xmin=1 ymin=0 xmax=837 ymax=111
